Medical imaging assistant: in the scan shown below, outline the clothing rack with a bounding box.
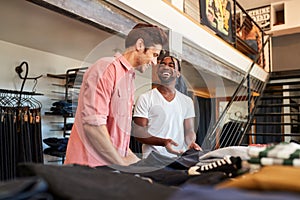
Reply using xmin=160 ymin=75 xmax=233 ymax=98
xmin=1 ymin=61 xmax=44 ymax=181
xmin=0 ymin=89 xmax=44 ymax=181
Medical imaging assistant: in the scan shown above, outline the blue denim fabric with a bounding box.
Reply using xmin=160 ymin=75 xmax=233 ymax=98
xmin=245 ymin=39 xmax=258 ymax=60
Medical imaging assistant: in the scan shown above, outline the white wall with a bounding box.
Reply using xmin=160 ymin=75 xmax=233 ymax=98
xmin=0 ymin=40 xmax=89 ymax=163
xmin=285 ymin=0 xmax=300 ymax=27
xmin=272 ymin=32 xmax=300 ymax=71
xmin=270 ymin=0 xmax=300 ymax=35
xmin=0 ymin=40 xmax=88 ymax=88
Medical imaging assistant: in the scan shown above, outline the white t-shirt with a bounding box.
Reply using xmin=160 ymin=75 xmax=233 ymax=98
xmin=133 ymin=88 xmax=195 ymax=158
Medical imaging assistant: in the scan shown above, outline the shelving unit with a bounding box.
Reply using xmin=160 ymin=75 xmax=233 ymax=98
xmin=44 ymin=67 xmax=87 ymax=162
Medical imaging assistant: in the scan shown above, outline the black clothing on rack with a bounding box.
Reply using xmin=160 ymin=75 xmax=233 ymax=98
xmin=0 ymin=89 xmax=43 ymax=181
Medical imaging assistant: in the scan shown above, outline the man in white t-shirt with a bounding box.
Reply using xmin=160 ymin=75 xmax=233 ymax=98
xmin=133 ymin=52 xmax=201 ymax=158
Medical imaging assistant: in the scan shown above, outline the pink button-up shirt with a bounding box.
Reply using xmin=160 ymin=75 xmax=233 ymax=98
xmin=65 ymin=53 xmax=135 ymax=167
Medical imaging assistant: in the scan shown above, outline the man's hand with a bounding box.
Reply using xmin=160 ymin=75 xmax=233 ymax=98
xmin=164 ymin=139 xmax=184 ymax=156
xmin=188 ymin=142 xmax=202 ymax=151
xmin=123 ymin=148 xmax=140 ymax=166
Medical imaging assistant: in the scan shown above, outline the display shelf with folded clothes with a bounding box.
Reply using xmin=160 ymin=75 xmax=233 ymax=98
xmin=45 ymin=100 xmax=76 ymax=117
xmin=45 ymin=67 xmax=87 ymax=164
xmin=43 ymin=137 xmax=69 ymax=158
xmin=48 ymin=123 xmax=74 ymax=132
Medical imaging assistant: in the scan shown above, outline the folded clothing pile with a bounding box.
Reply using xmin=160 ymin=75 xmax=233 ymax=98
xmin=48 ymin=100 xmax=76 ymax=116
xmin=247 ymin=141 xmax=300 ymax=166
xmin=43 ymin=137 xmax=69 ymax=158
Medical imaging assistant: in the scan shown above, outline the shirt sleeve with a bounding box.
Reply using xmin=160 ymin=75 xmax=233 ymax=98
xmin=81 ymin=62 xmax=115 ymax=126
xmin=184 ymin=96 xmax=196 ymax=119
xmin=133 ymin=93 xmax=150 ymax=119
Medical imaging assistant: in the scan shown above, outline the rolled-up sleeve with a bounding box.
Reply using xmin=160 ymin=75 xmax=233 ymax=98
xmin=81 ymin=62 xmax=115 ymax=126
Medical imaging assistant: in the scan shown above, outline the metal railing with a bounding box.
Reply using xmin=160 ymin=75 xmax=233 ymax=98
xmin=233 ymin=0 xmax=269 ymax=70
xmin=201 ymin=35 xmax=271 ymax=150
xmin=179 ymin=0 xmax=273 ymax=149
xmin=182 ymin=0 xmax=271 ymax=70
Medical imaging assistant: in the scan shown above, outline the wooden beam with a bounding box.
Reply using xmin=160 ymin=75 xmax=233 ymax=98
xmin=27 ymin=0 xmax=141 ymax=35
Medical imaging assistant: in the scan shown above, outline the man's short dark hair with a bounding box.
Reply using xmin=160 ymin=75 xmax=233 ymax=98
xmin=125 ymin=23 xmax=168 ymax=49
xmin=158 ymin=50 xmax=181 ymax=72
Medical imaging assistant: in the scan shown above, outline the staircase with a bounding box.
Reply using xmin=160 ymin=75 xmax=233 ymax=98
xmin=201 ymin=36 xmax=272 ymax=150
xmin=250 ymin=70 xmax=300 ymax=144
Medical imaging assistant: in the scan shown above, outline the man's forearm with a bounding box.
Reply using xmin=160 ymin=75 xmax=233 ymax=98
xmin=135 ymin=136 xmax=171 ymax=146
xmin=132 ymin=121 xmax=171 ymax=146
xmin=185 ymin=131 xmax=196 ymax=145
xmin=83 ymin=124 xmax=125 ymax=165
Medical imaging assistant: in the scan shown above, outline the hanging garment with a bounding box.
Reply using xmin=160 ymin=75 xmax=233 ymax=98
xmin=0 ymin=91 xmax=43 ymax=181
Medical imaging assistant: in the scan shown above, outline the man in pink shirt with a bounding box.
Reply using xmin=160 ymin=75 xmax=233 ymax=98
xmin=65 ymin=23 xmax=168 ymax=167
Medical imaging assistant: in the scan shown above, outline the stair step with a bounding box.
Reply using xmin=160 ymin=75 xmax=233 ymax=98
xmin=254 ymin=112 xmax=300 ymax=116
xmin=251 ymin=122 xmax=300 ymax=125
xmin=245 ymin=133 xmax=300 ymax=137
xmin=264 ymin=88 xmax=300 ymax=93
xmin=257 ymin=103 xmax=300 ymax=107
xmin=270 ymin=75 xmax=300 ymax=80
xmin=270 ymin=70 xmax=300 ymax=80
xmin=261 ymin=95 xmax=300 ymax=99
xmin=267 ymin=80 xmax=300 ymax=86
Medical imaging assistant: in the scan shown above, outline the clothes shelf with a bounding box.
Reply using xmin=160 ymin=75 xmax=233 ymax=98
xmin=44 ymin=67 xmax=87 ymax=161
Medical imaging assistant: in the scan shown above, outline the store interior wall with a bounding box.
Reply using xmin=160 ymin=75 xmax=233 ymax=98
xmin=0 ymin=38 xmax=152 ymax=164
xmin=0 ymin=39 xmax=87 ymax=162
xmin=272 ymin=32 xmax=300 ymax=71
xmin=1 ymin=0 xmax=297 ymax=164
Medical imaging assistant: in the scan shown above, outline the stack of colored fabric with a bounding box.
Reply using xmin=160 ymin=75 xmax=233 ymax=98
xmin=215 ymin=143 xmax=300 ymax=195
xmin=247 ymin=142 xmax=300 ymax=166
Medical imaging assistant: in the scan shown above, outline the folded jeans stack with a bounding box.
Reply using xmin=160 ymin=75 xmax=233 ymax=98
xmin=43 ymin=137 xmax=69 ymax=158
xmin=48 ymin=100 xmax=76 ymax=116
